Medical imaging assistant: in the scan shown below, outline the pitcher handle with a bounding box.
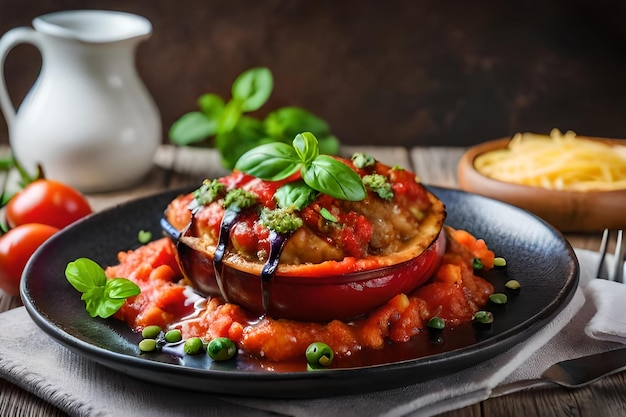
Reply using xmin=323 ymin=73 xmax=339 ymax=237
xmin=0 ymin=27 xmax=42 ymax=129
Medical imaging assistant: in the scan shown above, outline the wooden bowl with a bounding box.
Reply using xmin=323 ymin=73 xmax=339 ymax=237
xmin=457 ymin=138 xmax=626 ymax=232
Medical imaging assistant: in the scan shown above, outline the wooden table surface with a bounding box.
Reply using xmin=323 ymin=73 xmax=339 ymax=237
xmin=0 ymin=145 xmax=623 ymax=417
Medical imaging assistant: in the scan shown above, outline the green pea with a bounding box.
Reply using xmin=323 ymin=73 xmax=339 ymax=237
xmin=141 ymin=325 xmax=162 ymax=339
xmin=138 ymin=338 xmax=157 ymax=352
xmin=505 ymin=279 xmax=521 ymax=291
xmin=165 ymin=329 xmax=182 ymax=343
xmin=427 ymin=316 xmax=445 ymax=330
xmin=494 ymin=257 xmax=507 ymax=268
xmin=138 ymin=230 xmax=152 ymax=244
xmin=489 ymin=293 xmax=508 ymax=305
xmin=473 ymin=310 xmax=494 ymax=325
xmin=207 ymin=337 xmax=237 ymax=361
xmin=184 ymin=337 xmax=204 ymax=355
xmin=305 ymin=342 xmax=334 ymax=370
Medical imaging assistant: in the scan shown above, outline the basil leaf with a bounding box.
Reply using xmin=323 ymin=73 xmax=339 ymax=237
xmin=218 ymin=99 xmax=243 ymax=134
xmin=106 ymin=278 xmax=141 ymax=299
xmin=231 ymin=67 xmax=273 ymax=112
xmin=302 ymin=155 xmax=366 ymax=201
xmin=198 ymin=93 xmax=225 ymax=118
xmin=215 ymin=116 xmax=269 ymax=169
xmin=96 ymin=297 xmax=126 ymax=319
xmin=0 ymin=157 xmax=13 ymax=170
xmin=235 ymin=142 xmax=300 ymax=181
xmin=1 ymin=193 xmax=11 ymax=207
xmin=318 ymin=135 xmax=340 ymax=156
xmin=65 ymin=258 xmax=107 ymax=293
xmin=264 ymin=107 xmax=330 ymax=141
xmin=81 ymin=287 xmax=106 ymax=318
xmin=168 ymin=112 xmax=217 ymax=146
xmin=67 ymin=257 xmax=141 ymax=319
xmin=293 ymin=132 xmax=319 ymax=164
xmin=274 ymin=180 xmax=318 ymax=210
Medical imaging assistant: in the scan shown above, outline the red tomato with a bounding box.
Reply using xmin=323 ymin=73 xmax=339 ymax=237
xmin=5 ymin=179 xmax=92 ymax=229
xmin=0 ymin=223 xmax=59 ymax=296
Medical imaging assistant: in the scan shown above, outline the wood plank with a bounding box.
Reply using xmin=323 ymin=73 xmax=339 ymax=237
xmin=154 ymin=144 xmax=230 ymax=179
xmin=341 ymin=145 xmax=412 ymax=168
xmin=435 ymin=404 xmax=482 ymax=417
xmin=480 ymin=376 xmax=626 ymax=417
xmin=0 ymin=380 xmax=68 ymax=417
xmin=410 ymin=146 xmax=467 ymax=188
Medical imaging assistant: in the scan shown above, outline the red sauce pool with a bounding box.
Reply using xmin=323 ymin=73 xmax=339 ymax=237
xmin=107 ymin=228 xmax=497 ymax=371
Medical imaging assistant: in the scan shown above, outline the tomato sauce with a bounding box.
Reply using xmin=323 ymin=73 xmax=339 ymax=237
xmin=107 ymin=227 xmax=495 ymax=369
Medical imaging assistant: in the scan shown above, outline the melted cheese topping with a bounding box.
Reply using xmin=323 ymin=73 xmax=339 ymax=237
xmin=474 ymin=129 xmax=626 ymax=191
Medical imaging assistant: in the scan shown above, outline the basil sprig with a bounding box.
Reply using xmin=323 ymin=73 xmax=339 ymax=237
xmin=273 ymin=180 xmax=318 ymax=210
xmin=65 ymin=258 xmax=140 ymax=319
xmin=235 ymin=132 xmax=366 ymax=202
xmin=169 ymin=67 xmax=340 ymax=169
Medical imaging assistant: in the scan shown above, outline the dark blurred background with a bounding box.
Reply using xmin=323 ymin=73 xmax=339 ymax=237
xmin=1 ymin=0 xmax=626 ymax=148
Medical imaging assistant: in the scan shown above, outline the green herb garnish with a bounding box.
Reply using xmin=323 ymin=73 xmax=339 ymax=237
xmin=473 ymin=257 xmax=484 ymax=270
xmin=320 ymin=207 xmax=338 ymax=223
xmin=351 ymin=152 xmax=376 ymax=169
xmin=193 ymin=179 xmax=226 ymax=206
xmin=260 ymin=207 xmax=303 ymax=233
xmin=362 ymin=173 xmax=394 ymax=200
xmin=223 ymin=189 xmax=258 ymax=211
xmin=65 ymin=258 xmax=140 ymax=318
xmin=235 ymin=132 xmax=366 ymax=202
xmin=169 ymin=67 xmax=339 ymax=169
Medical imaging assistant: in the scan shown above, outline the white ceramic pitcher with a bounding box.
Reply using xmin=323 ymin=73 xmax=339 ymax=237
xmin=0 ymin=10 xmax=162 ymax=192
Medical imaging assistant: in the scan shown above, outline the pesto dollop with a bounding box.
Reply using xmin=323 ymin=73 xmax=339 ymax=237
xmin=224 ymin=189 xmax=258 ymax=211
xmin=260 ymin=207 xmax=303 ymax=233
xmin=194 ymin=179 xmax=226 ymax=205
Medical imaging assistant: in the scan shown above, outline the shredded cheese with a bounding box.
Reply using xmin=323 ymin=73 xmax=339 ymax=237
xmin=474 ymin=129 xmax=626 ymax=191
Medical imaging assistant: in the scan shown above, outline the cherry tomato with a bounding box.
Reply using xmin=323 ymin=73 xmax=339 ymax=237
xmin=0 ymin=223 xmax=59 ymax=296
xmin=5 ymin=179 xmax=92 ymax=229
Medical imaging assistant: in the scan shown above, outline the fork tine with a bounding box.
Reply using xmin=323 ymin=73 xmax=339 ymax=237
xmin=613 ymin=230 xmax=624 ymax=283
xmin=597 ymin=228 xmax=610 ymax=280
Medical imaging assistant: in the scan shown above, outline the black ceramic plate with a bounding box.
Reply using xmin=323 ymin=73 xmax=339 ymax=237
xmin=20 ymin=186 xmax=578 ymax=398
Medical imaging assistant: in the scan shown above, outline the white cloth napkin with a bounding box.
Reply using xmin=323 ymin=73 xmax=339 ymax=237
xmin=584 ymin=265 xmax=626 ymax=344
xmin=0 ymin=248 xmax=622 ymax=417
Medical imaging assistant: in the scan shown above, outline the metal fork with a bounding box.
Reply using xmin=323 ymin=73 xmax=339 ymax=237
xmin=490 ymin=229 xmax=626 ymax=397
xmin=596 ymin=229 xmax=624 ymax=283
